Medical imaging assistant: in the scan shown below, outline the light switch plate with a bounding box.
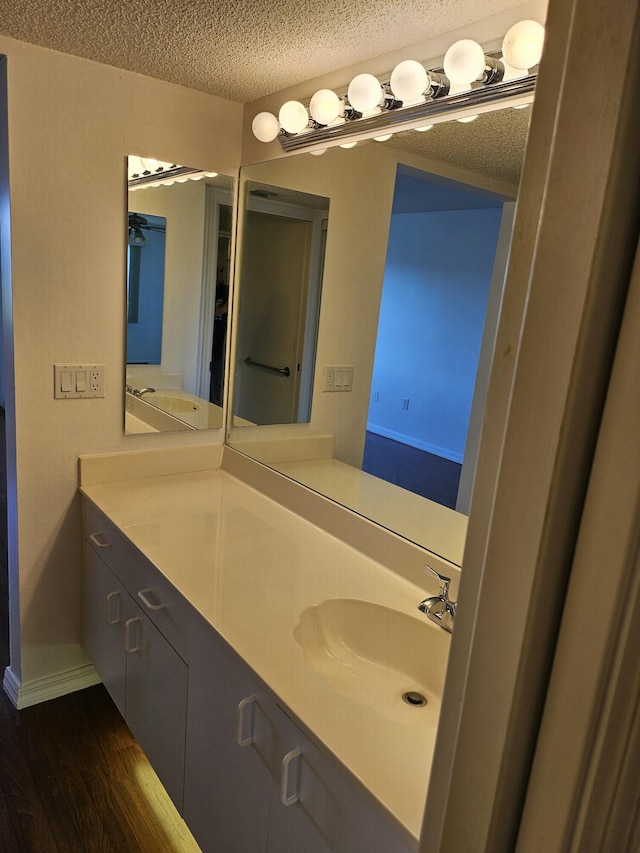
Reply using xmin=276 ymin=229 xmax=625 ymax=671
xmin=54 ymin=364 xmax=105 ymax=398
xmin=323 ymin=365 xmax=354 ymax=392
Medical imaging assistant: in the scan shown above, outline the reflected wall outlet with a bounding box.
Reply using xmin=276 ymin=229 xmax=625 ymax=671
xmin=54 ymin=364 xmax=105 ymax=398
xmin=323 ymin=365 xmax=354 ymax=392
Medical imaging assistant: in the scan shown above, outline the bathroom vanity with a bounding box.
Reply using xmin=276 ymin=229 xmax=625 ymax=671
xmin=80 ymin=447 xmax=454 ymax=852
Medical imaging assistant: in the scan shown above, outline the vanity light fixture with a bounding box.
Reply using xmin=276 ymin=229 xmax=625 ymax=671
xmin=251 ymin=19 xmax=544 ymax=153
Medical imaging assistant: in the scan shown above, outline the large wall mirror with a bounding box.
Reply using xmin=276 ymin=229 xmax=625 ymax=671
xmin=125 ymin=156 xmax=235 ymax=434
xmin=228 ymin=105 xmax=531 ymax=566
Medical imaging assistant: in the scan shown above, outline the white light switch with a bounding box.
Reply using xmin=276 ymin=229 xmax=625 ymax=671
xmin=76 ymin=370 xmax=87 ymax=393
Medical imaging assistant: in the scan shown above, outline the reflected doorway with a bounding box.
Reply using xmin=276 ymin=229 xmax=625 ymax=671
xmin=364 ymin=166 xmax=513 ymax=511
xmin=233 ymin=185 xmax=329 ymax=426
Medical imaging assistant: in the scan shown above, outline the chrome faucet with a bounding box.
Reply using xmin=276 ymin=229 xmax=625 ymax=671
xmin=418 ymin=567 xmax=456 ymax=633
xmin=133 ymin=387 xmax=156 ymax=397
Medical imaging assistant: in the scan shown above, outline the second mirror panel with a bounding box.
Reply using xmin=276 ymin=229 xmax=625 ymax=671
xmin=229 ymin=107 xmax=531 ymax=566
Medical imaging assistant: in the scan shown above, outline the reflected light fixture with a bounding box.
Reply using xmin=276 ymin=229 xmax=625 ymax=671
xmin=128 ymin=161 xmax=219 ymax=191
xmin=251 ymin=19 xmax=544 ymax=153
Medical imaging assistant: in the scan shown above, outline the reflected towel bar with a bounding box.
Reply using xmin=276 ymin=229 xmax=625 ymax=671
xmin=244 ymin=356 xmax=291 ymax=377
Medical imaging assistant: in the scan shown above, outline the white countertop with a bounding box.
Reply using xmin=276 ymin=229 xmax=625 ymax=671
xmin=272 ymin=457 xmax=467 ymax=566
xmin=81 ymin=468 xmax=449 ymax=842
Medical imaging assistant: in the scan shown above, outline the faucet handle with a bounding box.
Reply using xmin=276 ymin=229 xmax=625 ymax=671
xmin=427 ymin=565 xmax=451 ymax=599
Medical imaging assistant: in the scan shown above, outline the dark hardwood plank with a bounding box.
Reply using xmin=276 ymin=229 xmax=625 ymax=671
xmin=362 ymin=430 xmax=462 ymax=509
xmin=0 ymin=409 xmax=201 ymax=851
xmin=8 ymin=687 xmax=201 ymax=852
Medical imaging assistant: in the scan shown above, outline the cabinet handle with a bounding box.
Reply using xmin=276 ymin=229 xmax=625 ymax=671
xmin=106 ymin=591 xmax=121 ymax=625
xmin=89 ymin=532 xmax=111 ymax=549
xmin=137 ymin=588 xmax=166 ymax=611
xmin=280 ymin=748 xmax=302 ymax=806
xmin=124 ymin=617 xmax=141 ymax=653
xmin=236 ymin=695 xmax=256 ymax=747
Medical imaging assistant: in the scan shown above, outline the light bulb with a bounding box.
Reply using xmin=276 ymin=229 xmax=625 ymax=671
xmin=374 ymin=134 xmax=392 ymax=142
xmin=502 ymin=20 xmax=545 ymax=70
xmin=390 ymin=60 xmax=428 ymax=105
xmin=278 ymin=101 xmax=309 ymax=134
xmin=457 ymin=114 xmax=479 ymax=123
xmin=309 ymin=89 xmax=341 ymax=125
xmin=309 ymin=148 xmax=327 ymax=156
xmin=444 ymin=39 xmax=486 ymax=85
xmin=414 ymin=124 xmax=434 ymax=132
xmin=252 ymin=112 xmax=280 ymax=143
xmin=339 ymin=141 xmax=358 ymax=149
xmin=347 ymin=74 xmax=384 ymax=114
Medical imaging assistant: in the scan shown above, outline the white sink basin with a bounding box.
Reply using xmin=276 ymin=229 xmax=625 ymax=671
xmin=149 ymin=395 xmax=201 ymax=414
xmin=293 ymin=598 xmax=449 ymax=723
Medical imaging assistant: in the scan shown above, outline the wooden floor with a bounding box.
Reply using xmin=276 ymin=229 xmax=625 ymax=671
xmin=362 ymin=431 xmax=462 ymax=510
xmin=0 ymin=412 xmax=202 ymax=852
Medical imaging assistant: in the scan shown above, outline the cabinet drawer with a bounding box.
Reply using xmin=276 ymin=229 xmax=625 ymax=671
xmin=83 ymin=497 xmax=190 ymax=660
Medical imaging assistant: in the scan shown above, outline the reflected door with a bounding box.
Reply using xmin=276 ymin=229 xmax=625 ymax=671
xmin=235 ymin=210 xmax=312 ymax=425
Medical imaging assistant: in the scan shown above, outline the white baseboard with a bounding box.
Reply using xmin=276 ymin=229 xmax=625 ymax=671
xmin=366 ymin=423 xmax=464 ymax=464
xmin=3 ymin=663 xmax=102 ymax=709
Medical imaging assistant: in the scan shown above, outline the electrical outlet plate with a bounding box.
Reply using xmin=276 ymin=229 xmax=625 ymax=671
xmin=54 ymin=364 xmax=105 ymax=399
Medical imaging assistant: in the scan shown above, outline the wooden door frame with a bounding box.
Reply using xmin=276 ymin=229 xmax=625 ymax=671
xmin=420 ymin=0 xmax=640 ymax=849
xmin=197 ymin=185 xmax=234 ymax=401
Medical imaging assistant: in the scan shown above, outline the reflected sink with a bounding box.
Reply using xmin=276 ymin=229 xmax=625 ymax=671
xmin=148 ymin=395 xmax=201 ymax=414
xmin=293 ymin=598 xmax=449 ymax=723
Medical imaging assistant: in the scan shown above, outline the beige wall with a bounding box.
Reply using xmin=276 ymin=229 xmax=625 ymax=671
xmin=0 ymin=34 xmax=242 ymax=695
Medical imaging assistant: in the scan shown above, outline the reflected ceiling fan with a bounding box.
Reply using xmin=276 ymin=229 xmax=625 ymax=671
xmin=128 ymin=212 xmax=166 ymax=246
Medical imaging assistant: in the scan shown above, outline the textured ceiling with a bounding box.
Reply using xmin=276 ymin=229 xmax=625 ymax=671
xmin=387 ymin=104 xmax=531 ymax=185
xmin=0 ymin=0 xmax=531 ymax=103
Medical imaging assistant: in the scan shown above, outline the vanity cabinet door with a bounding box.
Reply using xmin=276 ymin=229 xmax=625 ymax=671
xmin=267 ymin=706 xmax=413 ymax=853
xmin=82 ymin=541 xmax=188 ymax=813
xmin=82 ymin=543 xmax=128 ymax=716
xmin=124 ymin=599 xmax=188 ymax=813
xmin=183 ymin=621 xmax=272 ymax=853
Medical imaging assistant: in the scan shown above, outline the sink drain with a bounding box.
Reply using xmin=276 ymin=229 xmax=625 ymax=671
xmin=402 ymin=690 xmax=427 ymax=707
